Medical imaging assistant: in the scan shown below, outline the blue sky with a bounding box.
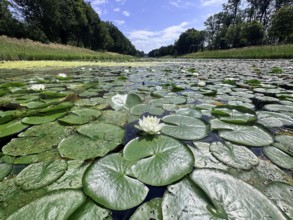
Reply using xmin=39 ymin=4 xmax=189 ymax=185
xmin=87 ymin=0 xmax=227 ymax=52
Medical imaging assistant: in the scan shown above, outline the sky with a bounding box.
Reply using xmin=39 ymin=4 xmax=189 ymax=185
xmin=87 ymin=0 xmax=227 ymax=53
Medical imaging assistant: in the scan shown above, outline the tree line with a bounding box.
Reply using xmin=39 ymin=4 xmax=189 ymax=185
xmin=0 ymin=0 xmax=142 ymax=56
xmin=149 ymin=0 xmax=293 ymax=57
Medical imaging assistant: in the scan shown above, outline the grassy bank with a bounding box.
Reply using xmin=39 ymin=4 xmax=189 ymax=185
xmin=183 ymin=44 xmax=293 ymax=59
xmin=0 ymin=36 xmax=132 ymax=61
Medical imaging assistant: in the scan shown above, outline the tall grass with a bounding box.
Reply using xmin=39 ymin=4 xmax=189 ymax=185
xmin=183 ymin=44 xmax=293 ymax=59
xmin=0 ymin=36 xmax=132 ymax=61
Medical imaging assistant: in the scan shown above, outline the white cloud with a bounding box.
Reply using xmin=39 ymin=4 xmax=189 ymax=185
xmin=200 ymin=0 xmax=226 ymax=7
xmin=128 ymin=22 xmax=191 ymax=53
xmin=114 ymin=20 xmax=125 ymax=25
xmin=116 ymin=0 xmax=126 ymax=4
xmin=169 ymin=0 xmax=196 ymax=8
xmin=91 ymin=0 xmax=107 ymax=6
xmin=90 ymin=0 xmax=108 ymax=15
xmin=122 ymin=11 xmax=130 ymax=16
xmin=113 ymin=8 xmax=120 ymax=12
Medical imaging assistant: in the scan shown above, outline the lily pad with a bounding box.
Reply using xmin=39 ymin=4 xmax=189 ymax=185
xmin=0 ymin=162 xmax=12 ymax=181
xmin=69 ymin=199 xmax=112 ymax=220
xmin=83 ymin=153 xmax=149 ymax=210
xmin=211 ymin=119 xmax=273 ymax=147
xmin=130 ymin=198 xmax=162 ymax=220
xmin=15 ymin=160 xmax=67 ymax=190
xmin=130 ymin=104 xmax=164 ymax=116
xmin=257 ymin=111 xmax=293 ymax=127
xmin=264 ymin=182 xmax=293 ymax=219
xmin=162 ymin=115 xmax=209 ymax=140
xmin=0 ymin=120 xmax=28 ymax=138
xmin=263 ymin=146 xmax=293 ymax=170
xmin=59 ymin=108 xmax=102 ymax=125
xmin=176 ymin=108 xmax=202 ymax=118
xmin=99 ymin=110 xmax=129 ymax=127
xmin=3 ymin=122 xmax=67 ymax=156
xmin=274 ymin=135 xmax=293 ymax=156
xmin=6 ymin=189 xmax=86 ymax=220
xmin=125 ymin=93 xmax=142 ymax=109
xmin=123 ymin=135 xmax=194 ymax=186
xmin=210 ymin=141 xmax=259 ymax=170
xmin=22 ymin=112 xmax=66 ymax=125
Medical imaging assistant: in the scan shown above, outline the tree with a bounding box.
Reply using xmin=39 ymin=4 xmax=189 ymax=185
xmin=269 ymin=5 xmax=293 ymax=43
xmin=241 ymin=20 xmax=264 ymax=45
xmin=175 ymin=29 xmax=205 ymax=55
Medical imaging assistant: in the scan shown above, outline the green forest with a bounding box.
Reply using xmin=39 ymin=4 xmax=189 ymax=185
xmin=149 ymin=0 xmax=293 ymax=57
xmin=0 ymin=0 xmax=143 ymax=56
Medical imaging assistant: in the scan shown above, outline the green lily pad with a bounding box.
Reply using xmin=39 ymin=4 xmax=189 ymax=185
xmin=99 ymin=110 xmax=129 ymax=127
xmin=6 ymin=189 xmax=86 ymax=220
xmin=210 ymin=141 xmax=259 ymax=170
xmin=0 ymin=120 xmax=29 ymax=138
xmin=0 ymin=162 xmax=12 ymax=181
xmin=83 ymin=153 xmax=149 ymax=210
xmin=176 ymin=108 xmax=202 ymax=118
xmin=15 ymin=160 xmax=67 ymax=190
xmin=123 ymin=135 xmax=194 ymax=186
xmin=21 ymin=101 xmax=48 ymax=109
xmin=274 ymin=135 xmax=293 ymax=156
xmin=47 ymin=160 xmax=90 ymax=191
xmin=13 ymin=150 xmax=61 ymax=164
xmin=263 ymin=146 xmax=293 ymax=170
xmin=3 ymin=122 xmax=67 ymax=156
xmin=130 ymin=198 xmax=162 ymax=220
xmin=190 ymin=142 xmax=229 ymax=171
xmin=257 ymin=111 xmax=293 ymax=127
xmin=211 ymin=119 xmax=273 ymax=147
xmin=130 ymin=104 xmax=164 ymax=116
xmin=69 ymin=199 xmax=112 ymax=220
xmin=59 ymin=108 xmax=102 ymax=125
xmin=22 ymin=112 xmax=66 ymax=125
xmin=264 ymin=182 xmax=293 ymax=219
xmin=39 ymin=102 xmax=74 ymax=113
xmin=125 ymin=93 xmax=142 ymax=109
xmin=264 ymin=104 xmax=293 ymax=112
xmin=162 ymin=115 xmax=209 ymax=140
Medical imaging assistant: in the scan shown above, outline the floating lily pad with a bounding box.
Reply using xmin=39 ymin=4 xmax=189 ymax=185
xmin=22 ymin=112 xmax=66 ymax=125
xmin=263 ymin=146 xmax=293 ymax=170
xmin=123 ymin=135 xmax=194 ymax=186
xmin=0 ymin=162 xmax=12 ymax=181
xmin=15 ymin=160 xmax=67 ymax=190
xmin=274 ymin=135 xmax=293 ymax=156
xmin=83 ymin=153 xmax=149 ymax=210
xmin=264 ymin=182 xmax=293 ymax=219
xmin=13 ymin=150 xmax=61 ymax=164
xmin=69 ymin=199 xmax=112 ymax=220
xmin=125 ymin=93 xmax=142 ymax=109
xmin=257 ymin=111 xmax=293 ymax=127
xmin=0 ymin=120 xmax=28 ymax=138
xmin=162 ymin=115 xmax=209 ymax=140
xmin=99 ymin=110 xmax=129 ymax=127
xmin=39 ymin=102 xmax=74 ymax=113
xmin=211 ymin=119 xmax=273 ymax=147
xmin=130 ymin=104 xmax=164 ymax=116
xmin=176 ymin=108 xmax=202 ymax=118
xmin=130 ymin=198 xmax=162 ymax=220
xmin=6 ymin=189 xmax=86 ymax=220
xmin=264 ymin=104 xmax=293 ymax=112
xmin=210 ymin=141 xmax=259 ymax=170
xmin=3 ymin=122 xmax=67 ymax=156
xmin=59 ymin=108 xmax=101 ymax=125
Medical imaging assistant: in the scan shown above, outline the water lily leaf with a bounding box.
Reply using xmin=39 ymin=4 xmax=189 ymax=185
xmin=185 ymin=169 xmax=287 ymax=220
xmin=210 ymin=141 xmax=259 ymax=170
xmin=99 ymin=110 xmax=129 ymax=127
xmin=40 ymin=90 xmax=70 ymax=99
xmin=190 ymin=142 xmax=229 ymax=171
xmin=22 ymin=112 xmax=66 ymax=125
xmin=47 ymin=160 xmax=90 ymax=191
xmin=162 ymin=115 xmax=209 ymax=140
xmin=21 ymin=101 xmax=48 ymax=109
xmin=0 ymin=120 xmax=28 ymax=138
xmin=6 ymin=189 xmax=86 ymax=220
xmin=59 ymin=108 xmax=101 ymax=125
xmin=130 ymin=198 xmax=162 ymax=220
xmin=176 ymin=108 xmax=202 ymax=118
xmin=15 ymin=160 xmax=67 ymax=190
xmin=274 ymin=135 xmax=293 ymax=156
xmin=165 ymin=96 xmax=187 ymax=105
xmin=125 ymin=93 xmax=142 ymax=109
xmin=123 ymin=135 xmax=194 ymax=186
xmin=39 ymin=102 xmax=73 ymax=113
xmin=69 ymin=199 xmax=112 ymax=220
xmin=130 ymin=104 xmax=164 ymax=116
xmin=264 ymin=104 xmax=293 ymax=112
xmin=264 ymin=182 xmax=293 ymax=219
xmin=257 ymin=111 xmax=293 ymax=127
xmin=263 ymin=146 xmax=293 ymax=170
xmin=3 ymin=122 xmax=67 ymax=156
xmin=211 ymin=119 xmax=273 ymax=147
xmin=83 ymin=153 xmax=149 ymax=210
xmin=13 ymin=150 xmax=61 ymax=164
xmin=0 ymin=162 xmax=12 ymax=181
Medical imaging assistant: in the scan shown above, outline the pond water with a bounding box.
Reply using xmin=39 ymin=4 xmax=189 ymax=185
xmin=0 ymin=59 xmax=293 ymax=219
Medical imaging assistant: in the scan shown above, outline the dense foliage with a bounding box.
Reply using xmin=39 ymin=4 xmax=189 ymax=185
xmin=149 ymin=0 xmax=293 ymax=57
xmin=0 ymin=0 xmax=140 ymax=55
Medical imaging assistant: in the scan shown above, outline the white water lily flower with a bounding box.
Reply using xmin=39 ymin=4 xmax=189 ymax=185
xmin=198 ymin=81 xmax=206 ymax=87
xmin=30 ymin=84 xmax=45 ymax=91
xmin=135 ymin=116 xmax=164 ymax=135
xmin=58 ymin=73 xmax=67 ymax=78
xmin=110 ymin=94 xmax=128 ymax=110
